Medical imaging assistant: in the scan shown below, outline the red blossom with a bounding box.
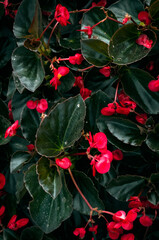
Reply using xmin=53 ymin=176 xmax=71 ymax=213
xmin=80 ymin=87 xmax=92 ymax=100
xmin=116 ymin=105 xmax=130 ymax=115
xmin=138 ymin=11 xmax=151 ymax=26
xmin=50 ymin=66 xmax=69 ymax=90
xmin=122 ymin=14 xmax=131 ymax=24
xmin=89 ymin=225 xmax=98 ymax=234
xmin=7 ymin=215 xmax=29 ymax=231
xmin=69 ymin=54 xmax=84 ymax=65
xmin=93 ymin=132 xmax=107 ymax=151
xmin=99 ymin=66 xmax=111 ymax=77
xmin=112 ymin=149 xmax=123 ymax=161
xmin=91 ymin=0 xmax=107 ymax=8
xmin=73 ymin=76 xmax=84 ymax=89
xmin=0 ymin=205 xmax=5 ymax=216
xmin=78 ymin=26 xmax=93 ymax=39
xmin=36 ymin=99 xmax=48 ymax=113
xmin=54 ymin=4 xmax=70 ymax=26
xmin=0 ymin=174 xmax=5 ymax=190
xmin=26 ymin=100 xmax=37 ymax=109
xmin=27 ymin=144 xmax=35 ymax=152
xmin=56 ymin=157 xmax=72 ymax=169
xmin=136 ymin=113 xmax=147 ymax=125
xmin=148 ymin=76 xmax=159 ymax=92
xmin=73 ymin=227 xmax=86 ymax=239
xmin=139 ymin=215 xmax=153 ymax=227
xmin=136 ymin=34 xmax=153 ymax=49
xmin=95 ymin=154 xmax=111 ymax=174
xmin=121 ymin=233 xmax=135 ymax=240
xmin=8 ymin=100 xmax=12 ymax=111
xmin=128 ymin=196 xmax=142 ymax=209
xmin=101 ymin=103 xmax=116 ymax=116
xmin=5 ymin=120 xmax=20 ymax=138
xmin=107 ymin=221 xmax=123 ymax=240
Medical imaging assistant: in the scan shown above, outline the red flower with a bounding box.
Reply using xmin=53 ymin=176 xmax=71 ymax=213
xmin=116 ymin=106 xmax=130 ymax=115
xmin=73 ymin=227 xmax=86 ymax=239
xmin=8 ymin=100 xmax=12 ymax=111
xmin=5 ymin=120 xmax=20 ymax=138
xmin=107 ymin=221 xmax=123 ymax=240
xmin=73 ymin=76 xmax=84 ymax=89
xmin=148 ymin=76 xmax=159 ymax=92
xmin=112 ymin=149 xmax=123 ymax=161
xmin=121 ymin=233 xmax=135 ymax=240
xmin=101 ymin=103 xmax=116 ymax=116
xmin=27 ymin=144 xmax=35 ymax=152
xmin=139 ymin=215 xmax=153 ymax=227
xmin=50 ymin=66 xmax=69 ymax=90
xmin=69 ymin=54 xmax=84 ymax=65
xmin=78 ymin=26 xmax=93 ymax=39
xmin=136 ymin=34 xmax=153 ymax=49
xmin=89 ymin=225 xmax=98 ymax=234
xmin=80 ymin=87 xmax=92 ymax=100
xmin=136 ymin=113 xmax=147 ymax=125
xmin=0 ymin=205 xmax=5 ymax=217
xmin=0 ymin=174 xmax=5 ymax=190
xmin=95 ymin=154 xmax=111 ymax=174
xmin=54 ymin=4 xmax=70 ymax=26
xmin=7 ymin=215 xmax=29 ymax=231
xmin=99 ymin=66 xmax=111 ymax=77
xmin=138 ymin=11 xmax=151 ymax=26
xmin=26 ymin=100 xmax=37 ymax=109
xmin=146 ymin=61 xmax=154 ymax=71
xmin=91 ymin=0 xmax=107 ymax=8
xmin=56 ymin=157 xmax=72 ymax=169
xmin=36 ymin=99 xmax=48 ymax=113
xmin=128 ymin=196 xmax=142 ymax=209
xmin=93 ymin=132 xmax=107 ymax=151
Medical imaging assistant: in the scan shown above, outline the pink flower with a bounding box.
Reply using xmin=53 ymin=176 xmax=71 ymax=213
xmin=121 ymin=233 xmax=135 ymax=240
xmin=138 ymin=11 xmax=151 ymax=26
xmin=54 ymin=4 xmax=70 ymax=26
xmin=73 ymin=227 xmax=86 ymax=239
xmin=4 ymin=120 xmax=20 ymax=138
xmin=50 ymin=66 xmax=69 ymax=90
xmin=73 ymin=76 xmax=84 ymax=89
xmin=0 ymin=174 xmax=5 ymax=190
xmin=95 ymin=154 xmax=111 ymax=174
xmin=99 ymin=66 xmax=111 ymax=77
xmin=27 ymin=144 xmax=35 ymax=152
xmin=36 ymin=99 xmax=48 ymax=113
xmin=56 ymin=157 xmax=72 ymax=169
xmin=112 ymin=149 xmax=123 ymax=161
xmin=136 ymin=113 xmax=147 ymax=125
xmin=7 ymin=215 xmax=29 ymax=231
xmin=78 ymin=26 xmax=93 ymax=39
xmin=26 ymin=100 xmax=37 ymax=109
xmin=107 ymin=221 xmax=123 ymax=240
xmin=93 ymin=132 xmax=107 ymax=151
xmin=136 ymin=34 xmax=153 ymax=49
xmin=69 ymin=54 xmax=84 ymax=65
xmin=139 ymin=215 xmax=153 ymax=227
xmin=80 ymin=87 xmax=92 ymax=100
xmin=148 ymin=76 xmax=159 ymax=92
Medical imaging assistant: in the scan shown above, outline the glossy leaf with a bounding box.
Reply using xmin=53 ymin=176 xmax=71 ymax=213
xmin=11 ymin=47 xmax=45 ymax=92
xmin=36 ymin=95 xmax=86 ymax=157
xmin=95 ymin=166 xmax=117 ymax=187
xmin=149 ymin=0 xmax=159 ymax=27
xmin=24 ymin=165 xmax=73 ymax=233
xmin=58 ymin=71 xmax=75 ymax=93
xmin=109 ymin=24 xmax=156 ymax=65
xmin=10 ymin=151 xmax=31 ymax=173
xmin=81 ymin=39 xmax=111 ymax=67
xmin=71 ymin=171 xmax=104 ymax=215
xmin=20 ymin=227 xmax=43 ymax=240
xmin=121 ymin=68 xmax=159 ymax=114
xmin=21 ymin=106 xmax=41 ymax=143
xmin=0 ymin=115 xmax=11 ymax=145
xmin=37 ymin=157 xmax=62 ymax=199
xmin=0 ymin=98 xmax=8 ymax=119
xmin=81 ymin=7 xmax=119 ymax=44
xmin=13 ymin=73 xmax=25 ymax=94
xmin=146 ymin=124 xmax=159 ymax=152
xmin=3 ymin=229 xmax=18 ymax=240
xmin=107 ymin=175 xmax=146 ymax=201
xmin=13 ymin=0 xmax=42 ymax=39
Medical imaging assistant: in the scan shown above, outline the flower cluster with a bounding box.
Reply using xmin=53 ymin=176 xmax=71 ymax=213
xmin=26 ymin=99 xmax=48 ymax=113
xmin=73 ymin=75 xmax=92 ymax=100
xmin=54 ymin=4 xmax=70 ymax=26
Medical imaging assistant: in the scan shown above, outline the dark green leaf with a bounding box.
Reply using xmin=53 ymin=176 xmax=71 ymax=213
xmin=149 ymin=0 xmax=159 ymax=27
xmin=37 ymin=157 xmax=62 ymax=199
xmin=36 ymin=95 xmax=86 ymax=157
xmin=150 ymin=173 xmax=159 ymax=192
xmin=81 ymin=7 xmax=119 ymax=44
xmin=10 ymin=151 xmax=31 ymax=173
xmin=71 ymin=171 xmax=104 ymax=215
xmin=95 ymin=166 xmax=117 ymax=187
xmin=21 ymin=106 xmax=41 ymax=143
xmin=3 ymin=229 xmax=18 ymax=240
xmin=24 ymin=165 xmax=73 ymax=233
xmin=0 ymin=98 xmax=8 ymax=119
xmin=81 ymin=39 xmax=111 ymax=67
xmin=12 ymin=47 xmax=45 ymax=92
xmin=39 ymin=0 xmax=56 ymax=11
xmin=58 ymin=71 xmax=75 ymax=93
xmin=13 ymin=73 xmax=25 ymax=94
xmin=109 ymin=24 xmax=156 ymax=65
xmin=20 ymin=227 xmax=43 ymax=240
xmin=109 ymin=0 xmax=144 ymax=23
xmin=121 ymin=67 xmax=159 ymax=114
xmin=107 ymin=175 xmax=146 ymax=201
xmin=146 ymin=124 xmax=159 ymax=152
xmin=147 ymin=191 xmax=159 ymax=205
xmin=0 ymin=115 xmax=11 ymax=145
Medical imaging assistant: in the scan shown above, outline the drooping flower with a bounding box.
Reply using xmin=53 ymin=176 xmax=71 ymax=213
xmin=148 ymin=76 xmax=159 ymax=92
xmin=107 ymin=221 xmax=123 ymax=240
xmin=136 ymin=113 xmax=147 ymax=125
xmin=69 ymin=53 xmax=84 ymax=65
xmin=56 ymin=157 xmax=72 ymax=169
xmin=89 ymin=225 xmax=98 ymax=234
xmin=112 ymin=149 xmax=123 ymax=161
xmin=139 ymin=214 xmax=153 ymax=227
xmin=99 ymin=66 xmax=111 ymax=77
xmin=7 ymin=215 xmax=29 ymax=231
xmin=73 ymin=76 xmax=84 ymax=89
xmin=0 ymin=174 xmax=5 ymax=190
xmin=78 ymin=26 xmax=93 ymax=39
xmin=50 ymin=66 xmax=69 ymax=90
xmin=128 ymin=196 xmax=142 ymax=209
xmin=138 ymin=11 xmax=151 ymax=26
xmin=54 ymin=4 xmax=70 ymax=26
xmin=80 ymin=87 xmax=92 ymax=100
xmin=121 ymin=233 xmax=135 ymax=240
xmin=136 ymin=34 xmax=153 ymax=49
xmin=4 ymin=120 xmax=20 ymax=138
xmin=73 ymin=227 xmax=86 ymax=239
xmin=101 ymin=103 xmax=116 ymax=116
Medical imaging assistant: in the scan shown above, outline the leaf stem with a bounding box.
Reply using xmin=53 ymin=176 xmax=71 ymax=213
xmin=39 ymin=18 xmax=55 ymax=40
xmin=47 ymin=22 xmax=59 ymax=46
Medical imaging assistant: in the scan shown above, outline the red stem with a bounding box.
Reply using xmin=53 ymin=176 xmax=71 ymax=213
xmin=39 ymin=18 xmax=55 ymax=40
xmin=114 ymin=81 xmax=120 ymax=103
xmin=47 ymin=22 xmax=59 ymax=46
xmin=78 ymin=65 xmax=94 ymax=72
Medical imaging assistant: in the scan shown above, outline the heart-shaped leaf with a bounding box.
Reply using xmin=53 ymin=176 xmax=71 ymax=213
xmin=37 ymin=157 xmax=62 ymax=199
xmin=24 ymin=165 xmax=73 ymax=234
xmin=12 ymin=47 xmax=45 ymax=92
xmin=36 ymin=95 xmax=86 ymax=157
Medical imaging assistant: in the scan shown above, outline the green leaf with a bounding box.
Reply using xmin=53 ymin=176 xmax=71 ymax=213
xmin=3 ymin=229 xmax=18 ymax=240
xmin=148 ymin=173 xmax=159 ymax=204
xmin=81 ymin=39 xmax=111 ymax=67
xmin=97 ymin=116 xmax=146 ymax=146
xmin=149 ymin=0 xmax=159 ymax=27
xmin=36 ymin=95 xmax=86 ymax=157
xmin=58 ymin=71 xmax=75 ymax=93
xmin=95 ymin=166 xmax=117 ymax=187
xmin=13 ymin=0 xmax=42 ymax=39
xmin=10 ymin=151 xmax=31 ymax=173
xmin=39 ymin=0 xmax=56 ymax=11
xmin=150 ymin=173 xmax=159 ymax=192
xmin=71 ymin=171 xmax=104 ymax=215
xmin=21 ymin=106 xmax=41 ymax=143
xmin=24 ymin=165 xmax=73 ymax=233
xmin=37 ymin=157 xmax=62 ymax=199
xmin=81 ymin=7 xmax=119 ymax=44
xmin=20 ymin=227 xmax=43 ymax=240
xmin=147 ymin=190 xmax=159 ymax=205
xmin=146 ymin=124 xmax=159 ymax=152
xmin=0 ymin=99 xmax=8 ymax=119
xmin=85 ymin=90 xmax=112 ymax=133
xmin=12 ymin=47 xmax=45 ymax=92
xmin=13 ymin=73 xmax=25 ymax=94
xmin=109 ymin=0 xmax=144 ymax=23
xmin=107 ymin=175 xmax=146 ymax=201
xmin=120 ymin=67 xmax=159 ymax=114
xmin=0 ymin=115 xmax=11 ymax=145
xmin=109 ymin=24 xmax=156 ymax=65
